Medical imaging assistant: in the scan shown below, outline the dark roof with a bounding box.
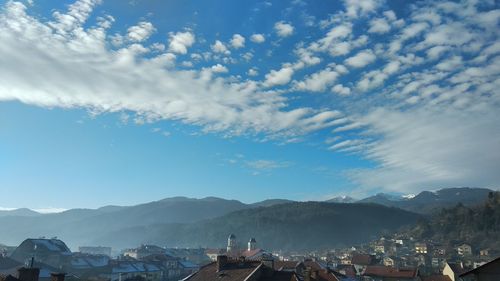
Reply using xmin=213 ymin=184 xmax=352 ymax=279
xmin=274 ymin=261 xmax=300 ymax=271
xmin=422 ymin=275 xmax=452 ymax=281
xmin=184 ymin=260 xmax=261 ymax=281
xmin=249 ymin=238 xmax=256 ymax=243
xmin=363 ymin=266 xmax=417 ymax=279
xmin=351 ymin=254 xmax=374 ymax=265
xmin=459 ymin=256 xmax=500 ymax=277
xmin=334 ymin=264 xmax=356 ymax=277
xmin=313 ymin=269 xmax=340 ymax=281
xmin=228 ymin=234 xmax=236 ymax=239
xmin=447 ymin=262 xmax=466 ymax=275
xmin=259 ymin=271 xmax=298 ymax=281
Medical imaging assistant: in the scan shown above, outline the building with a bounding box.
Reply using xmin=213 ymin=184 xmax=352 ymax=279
xmin=415 ymin=243 xmax=428 ymax=254
xmin=457 ymin=244 xmax=472 ymax=257
xmin=10 ymin=239 xmax=72 ymax=269
xmin=459 ymin=257 xmax=500 ymax=281
xmin=226 ymin=234 xmax=237 ymax=253
xmin=182 ymin=256 xmax=299 ymax=281
xmin=375 ymin=245 xmax=386 ymax=254
xmin=106 ymin=260 xmax=162 ymax=281
xmin=123 ymin=245 xmax=165 ymax=260
xmin=78 ymin=246 xmax=112 ymax=257
xmin=443 ymin=262 xmax=466 ymax=281
xmin=141 ymin=253 xmax=183 ymax=280
xmin=204 ymin=249 xmax=224 ymax=262
xmin=363 ymin=265 xmax=419 ymax=281
xmin=383 ymin=257 xmax=395 ymax=267
xmin=351 ymin=254 xmax=377 ymax=275
xmin=478 ymin=249 xmax=489 ymax=257
xmin=248 ymin=238 xmax=257 ymax=251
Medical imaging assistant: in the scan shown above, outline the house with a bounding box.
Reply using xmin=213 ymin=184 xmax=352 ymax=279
xmin=459 ymin=256 xmax=500 ymax=281
xmin=383 ymin=257 xmax=395 ymax=267
xmin=362 ymin=265 xmax=419 ymax=281
xmin=106 ymin=260 xmax=162 ymax=281
xmin=123 ymin=245 xmax=165 ymax=260
xmin=478 ymin=249 xmax=489 ymax=257
xmin=178 ymin=260 xmax=199 ymax=277
xmin=415 ymin=243 xmax=428 ymax=254
xmin=351 ymin=254 xmax=377 ymax=275
xmin=78 ymin=246 xmax=112 ymax=257
xmin=164 ymin=248 xmax=208 ymax=265
xmin=204 ymin=249 xmax=224 ymax=262
xmin=10 ymin=239 xmax=72 ymax=270
xmin=457 ymin=245 xmax=472 ymax=257
xmin=443 ymin=262 xmax=466 ymax=281
xmin=141 ymin=253 xmax=183 ymax=280
xmin=333 ymin=264 xmax=356 ymax=278
xmin=182 ymin=256 xmax=298 ymax=281
xmin=375 ymin=245 xmax=386 ymax=254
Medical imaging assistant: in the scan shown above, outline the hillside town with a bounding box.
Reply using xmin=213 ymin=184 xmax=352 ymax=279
xmin=0 ymin=234 xmax=498 ymax=281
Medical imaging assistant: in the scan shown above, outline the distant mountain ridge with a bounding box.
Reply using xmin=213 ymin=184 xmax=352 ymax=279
xmin=91 ymin=202 xmax=421 ymax=250
xmin=358 ymin=187 xmax=494 ymax=214
xmin=0 ymin=187 xmax=493 ymax=250
xmin=1 ymin=187 xmax=493 ymax=218
xmin=325 ymin=196 xmax=356 ymax=203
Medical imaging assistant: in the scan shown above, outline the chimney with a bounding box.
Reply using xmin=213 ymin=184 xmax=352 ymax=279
xmin=216 ymin=255 xmax=228 ymax=272
xmin=50 ymin=273 xmax=65 ymax=281
xmin=18 ymin=267 xmax=40 ymax=281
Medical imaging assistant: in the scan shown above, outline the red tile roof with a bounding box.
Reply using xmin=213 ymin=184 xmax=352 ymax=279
xmin=351 ymin=254 xmax=374 ymax=265
xmin=364 ymin=266 xmax=417 ymax=279
xmin=183 ymin=260 xmax=262 ymax=281
xmin=274 ymin=261 xmax=300 ymax=271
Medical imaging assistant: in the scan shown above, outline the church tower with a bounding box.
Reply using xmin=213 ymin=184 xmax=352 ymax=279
xmin=227 ymin=234 xmax=236 ymax=252
xmin=248 ymin=238 xmax=256 ymax=251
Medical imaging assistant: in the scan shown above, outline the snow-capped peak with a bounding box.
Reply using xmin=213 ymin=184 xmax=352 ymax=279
xmin=402 ymin=194 xmax=416 ymax=199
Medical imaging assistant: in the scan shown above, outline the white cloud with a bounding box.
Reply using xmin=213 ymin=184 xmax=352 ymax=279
xmin=274 ymin=21 xmax=294 ymax=37
xmin=332 ymin=84 xmax=351 ymax=96
xmin=230 ymin=34 xmax=245 ymax=49
xmin=210 ymin=64 xmax=228 ymax=73
xmin=248 ymin=68 xmax=259 ymax=76
xmin=211 ymin=40 xmax=230 ymax=55
xmin=294 ymin=68 xmax=340 ymax=92
xmin=344 ymin=49 xmax=376 ymax=68
xmin=250 ymin=33 xmax=265 ymax=43
xmin=127 ymin=21 xmax=155 ymax=42
xmin=368 ymin=18 xmax=390 ymax=34
xmin=436 ymin=55 xmax=462 ymax=71
xmin=168 ymin=30 xmax=195 ymax=54
xmin=0 ymin=1 xmax=340 ymax=138
xmin=343 ymin=0 xmax=382 ymax=18
xmin=263 ymin=66 xmax=294 ymax=87
xmin=347 ymin=107 xmax=500 ymax=193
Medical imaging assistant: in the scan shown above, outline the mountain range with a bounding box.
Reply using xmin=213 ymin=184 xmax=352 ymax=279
xmin=0 ymin=187 xmax=494 ymax=251
xmin=357 ymin=187 xmax=494 ymax=214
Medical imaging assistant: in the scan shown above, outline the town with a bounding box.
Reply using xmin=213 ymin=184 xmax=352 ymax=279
xmin=1 ymin=233 xmax=498 ymax=281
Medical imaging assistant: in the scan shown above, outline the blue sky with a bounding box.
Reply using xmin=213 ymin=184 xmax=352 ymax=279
xmin=0 ymin=0 xmax=499 ymax=211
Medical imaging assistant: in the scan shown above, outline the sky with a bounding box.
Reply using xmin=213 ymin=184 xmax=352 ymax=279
xmin=0 ymin=0 xmax=499 ymax=211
